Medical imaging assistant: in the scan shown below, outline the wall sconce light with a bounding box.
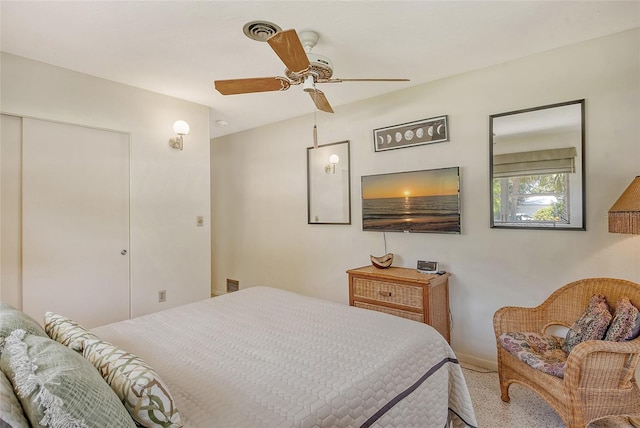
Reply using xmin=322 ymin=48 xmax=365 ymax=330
xmin=169 ymin=120 xmax=190 ymax=150
xmin=608 ymin=176 xmax=640 ymax=234
xmin=325 ymin=154 xmax=340 ymax=174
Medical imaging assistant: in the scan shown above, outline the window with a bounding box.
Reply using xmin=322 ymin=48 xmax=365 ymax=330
xmin=493 ymin=173 xmax=570 ymax=226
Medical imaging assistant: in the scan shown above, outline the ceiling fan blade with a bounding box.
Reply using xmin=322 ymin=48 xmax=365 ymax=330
xmin=267 ymin=29 xmax=310 ymax=74
xmin=309 ymin=89 xmax=334 ymax=114
xmin=320 ymin=78 xmax=410 ymax=83
xmin=214 ymin=77 xmax=290 ymax=95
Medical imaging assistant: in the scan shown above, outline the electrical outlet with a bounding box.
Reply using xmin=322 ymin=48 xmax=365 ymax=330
xmin=196 ymin=216 xmax=204 ymax=227
xmin=158 ymin=290 xmax=166 ymax=302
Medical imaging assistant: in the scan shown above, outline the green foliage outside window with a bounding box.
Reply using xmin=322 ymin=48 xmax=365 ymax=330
xmin=493 ymin=180 xmax=502 ymax=219
xmin=518 ymin=174 xmax=566 ymax=194
xmin=493 ymin=174 xmax=569 ymax=223
xmin=533 ymin=203 xmax=566 ymax=221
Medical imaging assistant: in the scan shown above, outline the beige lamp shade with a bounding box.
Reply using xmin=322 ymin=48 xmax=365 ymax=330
xmin=608 ymin=176 xmax=640 ymax=234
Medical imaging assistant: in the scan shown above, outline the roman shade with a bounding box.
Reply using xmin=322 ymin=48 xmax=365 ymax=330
xmin=493 ymin=147 xmax=577 ymax=178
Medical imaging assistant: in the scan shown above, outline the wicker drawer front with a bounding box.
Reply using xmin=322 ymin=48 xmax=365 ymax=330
xmin=354 ymin=301 xmax=424 ymax=322
xmin=352 ymin=278 xmax=423 ymax=310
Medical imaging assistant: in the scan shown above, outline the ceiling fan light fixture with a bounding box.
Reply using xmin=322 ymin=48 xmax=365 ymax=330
xmin=303 ymin=75 xmax=316 ymax=93
xmin=298 ymin=31 xmax=319 ymax=52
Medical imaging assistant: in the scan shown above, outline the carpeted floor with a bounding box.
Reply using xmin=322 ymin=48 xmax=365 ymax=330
xmin=461 ymin=363 xmax=636 ymax=427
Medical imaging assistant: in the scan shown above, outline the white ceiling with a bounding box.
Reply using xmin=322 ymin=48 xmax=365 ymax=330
xmin=2 ymin=1 xmax=639 ymax=138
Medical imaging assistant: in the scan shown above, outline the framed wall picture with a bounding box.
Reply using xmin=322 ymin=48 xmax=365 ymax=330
xmin=374 ymin=115 xmax=449 ymax=152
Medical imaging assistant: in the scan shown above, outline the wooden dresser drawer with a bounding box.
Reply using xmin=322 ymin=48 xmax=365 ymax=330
xmin=347 ymin=266 xmax=451 ymax=343
xmin=352 ymin=278 xmax=423 ymax=310
xmin=354 ymin=301 xmax=424 ymax=322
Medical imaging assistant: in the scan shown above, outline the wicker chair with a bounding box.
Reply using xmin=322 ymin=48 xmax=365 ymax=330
xmin=493 ymin=277 xmax=640 ymax=428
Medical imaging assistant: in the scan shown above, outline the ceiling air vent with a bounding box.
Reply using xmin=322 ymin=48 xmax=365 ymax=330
xmin=243 ymin=21 xmax=282 ymax=42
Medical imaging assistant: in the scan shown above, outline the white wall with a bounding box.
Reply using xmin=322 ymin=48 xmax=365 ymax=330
xmin=1 ymin=53 xmax=211 ymax=318
xmin=211 ymin=29 xmax=640 ymax=367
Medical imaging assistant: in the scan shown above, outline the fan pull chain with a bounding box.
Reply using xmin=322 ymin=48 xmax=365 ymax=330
xmin=313 ymin=90 xmax=318 ymax=149
xmin=313 ymin=124 xmax=318 ymax=149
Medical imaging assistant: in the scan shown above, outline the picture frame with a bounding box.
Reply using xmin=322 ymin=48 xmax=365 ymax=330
xmin=373 ymin=115 xmax=449 ymax=152
xmin=307 ymin=140 xmax=351 ymax=225
xmin=489 ymin=100 xmax=585 ymax=230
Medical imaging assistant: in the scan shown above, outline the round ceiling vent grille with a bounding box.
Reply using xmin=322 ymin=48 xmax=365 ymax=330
xmin=243 ymin=21 xmax=282 ymax=42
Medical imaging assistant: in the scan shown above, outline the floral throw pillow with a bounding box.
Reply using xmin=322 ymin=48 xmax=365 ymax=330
xmin=563 ymin=294 xmax=612 ymax=353
xmin=631 ymin=311 xmax=640 ymax=340
xmin=604 ymin=297 xmax=640 ymax=342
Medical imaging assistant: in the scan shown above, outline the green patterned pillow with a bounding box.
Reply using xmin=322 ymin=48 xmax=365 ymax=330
xmin=44 ymin=312 xmax=99 ymax=352
xmin=0 ymin=303 xmax=47 ymax=342
xmin=0 ymin=366 xmax=30 ymax=428
xmin=83 ymin=339 xmax=183 ymax=428
xmin=0 ymin=329 xmax=135 ymax=428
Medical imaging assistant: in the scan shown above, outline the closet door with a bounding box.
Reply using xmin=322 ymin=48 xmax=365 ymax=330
xmin=22 ymin=118 xmax=130 ymax=328
xmin=1 ymin=114 xmax=23 ymax=308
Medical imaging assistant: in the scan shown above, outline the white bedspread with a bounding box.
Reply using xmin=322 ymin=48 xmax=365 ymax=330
xmin=93 ymin=286 xmax=476 ymax=428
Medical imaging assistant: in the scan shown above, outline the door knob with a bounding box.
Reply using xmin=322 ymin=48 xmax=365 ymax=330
xmin=121 ymin=250 xmax=127 ymax=255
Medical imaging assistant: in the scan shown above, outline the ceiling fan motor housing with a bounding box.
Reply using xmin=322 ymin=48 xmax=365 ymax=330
xmin=286 ymin=52 xmax=333 ymax=82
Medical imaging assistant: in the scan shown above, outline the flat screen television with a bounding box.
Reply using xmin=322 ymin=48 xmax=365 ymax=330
xmin=361 ymin=166 xmax=460 ymax=234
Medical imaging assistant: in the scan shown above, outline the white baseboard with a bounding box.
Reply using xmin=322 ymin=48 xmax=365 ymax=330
xmin=455 ymin=352 xmax=498 ymax=372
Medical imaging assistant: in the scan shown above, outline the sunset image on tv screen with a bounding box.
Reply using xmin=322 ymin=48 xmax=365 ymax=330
xmin=361 ymin=167 xmax=460 ymax=233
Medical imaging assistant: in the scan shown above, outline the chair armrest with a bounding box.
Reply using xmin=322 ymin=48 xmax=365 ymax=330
xmin=564 ymin=339 xmax=640 ymax=391
xmin=493 ymin=305 xmax=553 ymax=337
xmin=566 ymin=339 xmax=640 ymax=364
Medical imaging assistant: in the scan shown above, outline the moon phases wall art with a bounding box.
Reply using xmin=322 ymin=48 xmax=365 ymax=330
xmin=373 ymin=115 xmax=449 ymax=152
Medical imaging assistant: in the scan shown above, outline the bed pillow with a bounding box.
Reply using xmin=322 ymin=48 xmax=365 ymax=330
xmin=44 ymin=312 xmax=99 ymax=352
xmin=0 ymin=367 xmax=30 ymax=428
xmin=0 ymin=303 xmax=47 ymax=341
xmin=0 ymin=329 xmax=136 ymax=428
xmin=604 ymin=297 xmax=640 ymax=342
xmin=83 ymin=339 xmax=183 ymax=428
xmin=563 ymin=294 xmax=612 ymax=353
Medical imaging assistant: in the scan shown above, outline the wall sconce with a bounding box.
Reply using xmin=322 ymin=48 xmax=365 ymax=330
xmin=325 ymin=154 xmax=340 ymax=174
xmin=608 ymin=176 xmax=640 ymax=234
xmin=169 ymin=120 xmax=190 ymax=150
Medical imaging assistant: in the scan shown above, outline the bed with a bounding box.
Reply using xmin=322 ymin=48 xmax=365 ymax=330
xmin=92 ymin=286 xmax=477 ymax=428
xmin=1 ymin=286 xmax=477 ymax=428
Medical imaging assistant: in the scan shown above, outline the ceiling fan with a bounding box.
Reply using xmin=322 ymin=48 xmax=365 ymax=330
xmin=214 ymin=29 xmax=409 ymax=114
